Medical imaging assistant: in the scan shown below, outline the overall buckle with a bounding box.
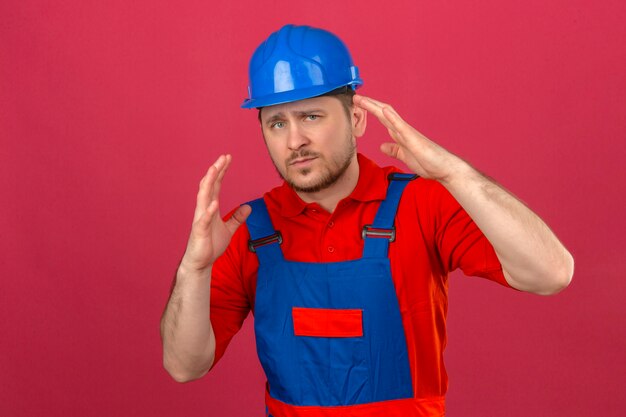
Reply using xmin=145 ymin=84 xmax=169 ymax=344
xmin=361 ymin=225 xmax=396 ymax=242
xmin=248 ymin=231 xmax=283 ymax=252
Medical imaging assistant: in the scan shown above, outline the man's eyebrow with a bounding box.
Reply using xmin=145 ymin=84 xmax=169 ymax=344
xmin=295 ymin=108 xmax=325 ymax=115
xmin=265 ymin=112 xmax=285 ymax=124
xmin=264 ymin=109 xmax=326 ymax=124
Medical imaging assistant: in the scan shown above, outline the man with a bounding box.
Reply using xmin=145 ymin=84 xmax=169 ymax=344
xmin=161 ymin=24 xmax=573 ymax=416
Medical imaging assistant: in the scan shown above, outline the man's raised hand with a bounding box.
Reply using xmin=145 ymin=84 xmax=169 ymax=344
xmin=181 ymin=154 xmax=251 ymax=273
xmin=353 ymin=94 xmax=462 ymax=183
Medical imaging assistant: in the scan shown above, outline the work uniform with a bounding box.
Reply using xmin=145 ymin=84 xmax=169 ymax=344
xmin=210 ymin=154 xmax=510 ymax=416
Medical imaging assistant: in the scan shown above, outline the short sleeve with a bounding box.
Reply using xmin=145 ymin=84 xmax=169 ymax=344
xmin=430 ymin=182 xmax=510 ymax=287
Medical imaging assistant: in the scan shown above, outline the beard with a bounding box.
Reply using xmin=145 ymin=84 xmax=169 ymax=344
xmin=270 ymin=128 xmax=356 ymax=194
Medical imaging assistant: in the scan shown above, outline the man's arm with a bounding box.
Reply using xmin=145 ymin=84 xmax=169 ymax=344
xmin=160 ymin=155 xmax=251 ymax=382
xmin=354 ymin=95 xmax=573 ymax=295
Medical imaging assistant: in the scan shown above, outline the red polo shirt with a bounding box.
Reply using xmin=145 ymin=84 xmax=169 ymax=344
xmin=210 ymin=153 xmax=509 ymax=411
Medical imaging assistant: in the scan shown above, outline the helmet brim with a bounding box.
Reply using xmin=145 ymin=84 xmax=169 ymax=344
xmin=241 ymin=81 xmax=362 ymax=109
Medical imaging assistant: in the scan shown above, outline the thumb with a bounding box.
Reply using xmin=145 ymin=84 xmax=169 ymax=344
xmin=224 ymin=204 xmax=252 ymax=235
xmin=380 ymin=142 xmax=402 ymax=160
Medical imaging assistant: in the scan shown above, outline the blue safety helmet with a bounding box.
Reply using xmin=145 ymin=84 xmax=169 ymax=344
xmin=241 ymin=24 xmax=363 ymax=109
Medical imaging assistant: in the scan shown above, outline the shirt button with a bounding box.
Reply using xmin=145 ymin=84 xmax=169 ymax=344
xmin=328 ymin=221 xmax=334 ymax=228
xmin=327 ymin=246 xmax=335 ymax=253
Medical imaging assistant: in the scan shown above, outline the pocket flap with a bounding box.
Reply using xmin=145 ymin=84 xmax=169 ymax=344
xmin=292 ymin=307 xmax=363 ymax=337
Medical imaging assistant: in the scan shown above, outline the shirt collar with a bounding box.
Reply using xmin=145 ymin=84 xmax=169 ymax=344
xmin=277 ymin=153 xmax=388 ymax=217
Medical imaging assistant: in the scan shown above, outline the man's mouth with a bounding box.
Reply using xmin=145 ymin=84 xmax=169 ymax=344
xmin=288 ymin=150 xmax=320 ymax=166
xmin=289 ymin=156 xmax=317 ymax=166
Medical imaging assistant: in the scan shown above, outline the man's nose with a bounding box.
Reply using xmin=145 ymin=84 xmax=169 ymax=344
xmin=286 ymin=124 xmax=310 ymax=150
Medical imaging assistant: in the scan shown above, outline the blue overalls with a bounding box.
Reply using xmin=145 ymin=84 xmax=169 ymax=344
xmin=245 ymin=174 xmax=416 ymax=415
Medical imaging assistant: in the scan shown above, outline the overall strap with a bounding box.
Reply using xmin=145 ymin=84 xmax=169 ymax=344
xmin=362 ymin=173 xmax=418 ymax=258
xmin=245 ymin=198 xmax=284 ymax=264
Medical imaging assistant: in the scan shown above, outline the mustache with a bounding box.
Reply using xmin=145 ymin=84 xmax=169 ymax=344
xmin=286 ymin=150 xmax=321 ymax=164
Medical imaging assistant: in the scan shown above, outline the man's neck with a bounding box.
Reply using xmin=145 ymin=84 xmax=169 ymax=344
xmin=296 ymin=156 xmax=360 ymax=213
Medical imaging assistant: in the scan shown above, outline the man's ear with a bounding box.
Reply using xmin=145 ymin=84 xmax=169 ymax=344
xmin=352 ymin=104 xmax=367 ymax=138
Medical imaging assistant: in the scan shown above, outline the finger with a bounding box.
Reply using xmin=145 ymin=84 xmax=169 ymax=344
xmin=206 ymin=155 xmax=228 ymax=200
xmin=359 ymin=96 xmax=417 ymax=146
xmin=211 ymin=154 xmax=232 ymax=202
xmin=361 ymin=96 xmax=410 ymax=133
xmin=224 ymin=204 xmax=252 ymax=235
xmin=381 ymin=106 xmax=412 ymax=139
xmin=215 ymin=154 xmax=231 ymax=182
xmin=354 ymin=94 xmax=388 ymax=109
xmin=354 ymin=94 xmax=396 ymax=113
xmin=196 ymin=200 xmax=219 ymax=232
xmin=354 ymin=95 xmax=403 ymax=136
xmin=380 ymin=142 xmax=402 ymax=160
xmin=194 ymin=167 xmax=216 ymax=221
xmin=194 ymin=156 xmax=225 ymax=221
xmin=355 ymin=95 xmax=409 ymax=127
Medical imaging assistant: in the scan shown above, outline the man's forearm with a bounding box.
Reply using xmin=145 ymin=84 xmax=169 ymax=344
xmin=161 ymin=264 xmax=216 ymax=382
xmin=440 ymin=159 xmax=574 ymax=295
xmin=351 ymin=95 xmax=573 ymax=294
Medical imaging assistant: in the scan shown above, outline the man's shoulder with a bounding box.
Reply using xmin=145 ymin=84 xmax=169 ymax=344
xmin=358 ymin=153 xmax=443 ymax=196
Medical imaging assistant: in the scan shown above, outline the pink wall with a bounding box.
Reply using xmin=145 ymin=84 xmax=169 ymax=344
xmin=1 ymin=1 xmax=624 ymax=416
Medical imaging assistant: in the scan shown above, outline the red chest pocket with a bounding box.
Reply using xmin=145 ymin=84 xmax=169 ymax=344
xmin=292 ymin=307 xmax=363 ymax=338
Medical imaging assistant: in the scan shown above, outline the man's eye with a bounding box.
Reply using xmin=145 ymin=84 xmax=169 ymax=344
xmin=271 ymin=121 xmax=285 ymax=129
xmin=306 ymin=115 xmax=319 ymax=121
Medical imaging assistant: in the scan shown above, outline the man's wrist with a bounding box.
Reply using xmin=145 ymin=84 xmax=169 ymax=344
xmin=177 ymin=259 xmax=212 ymax=281
xmin=437 ymin=157 xmax=475 ymax=188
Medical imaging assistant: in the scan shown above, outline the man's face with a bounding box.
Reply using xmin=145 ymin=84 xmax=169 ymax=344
xmin=260 ymin=96 xmax=357 ymax=193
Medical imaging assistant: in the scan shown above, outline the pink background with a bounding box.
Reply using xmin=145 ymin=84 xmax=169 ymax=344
xmin=2 ymin=1 xmax=625 ymax=416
